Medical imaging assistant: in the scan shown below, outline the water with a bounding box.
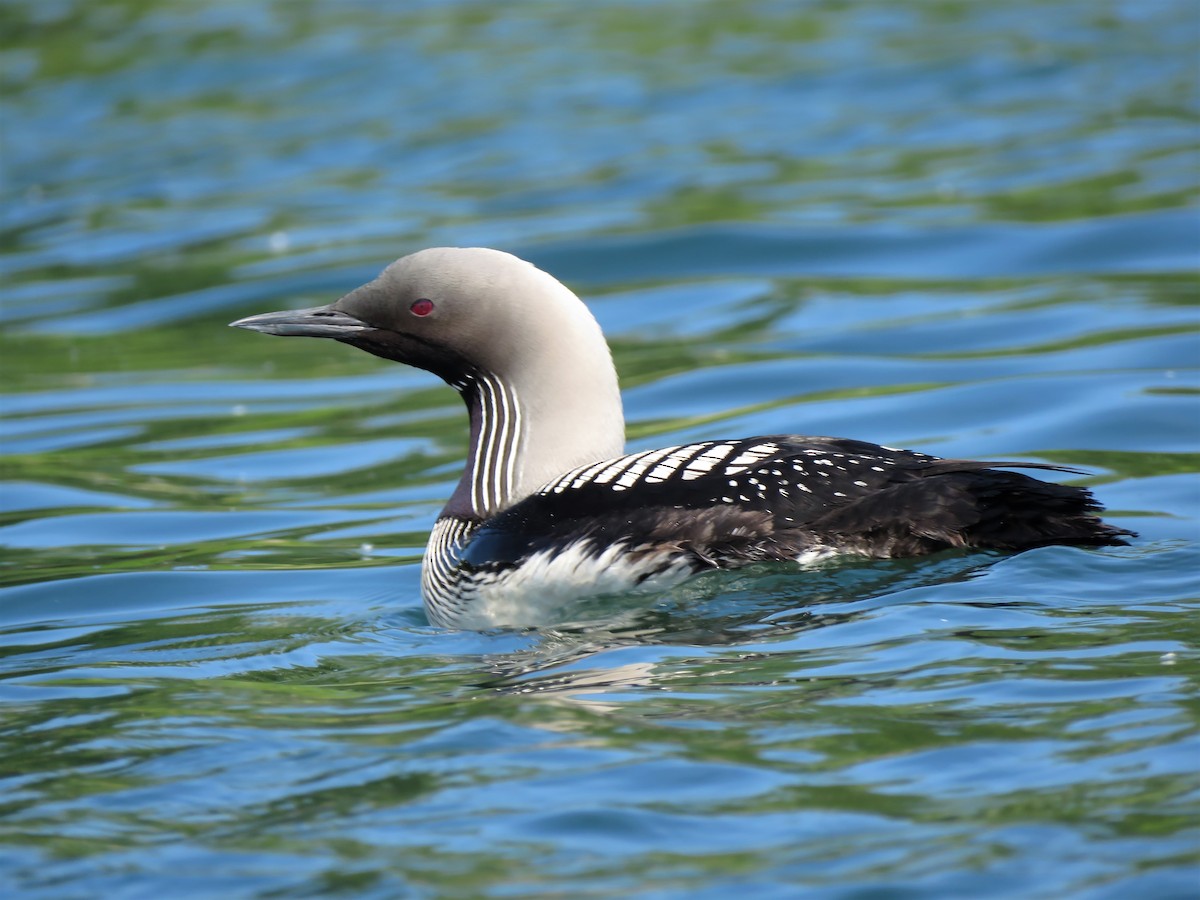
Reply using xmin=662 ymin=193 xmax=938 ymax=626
xmin=2 ymin=1 xmax=1198 ymax=896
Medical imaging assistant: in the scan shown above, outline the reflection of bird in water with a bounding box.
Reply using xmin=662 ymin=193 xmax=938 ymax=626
xmin=233 ymin=248 xmax=1133 ymax=630
xmin=474 ymin=553 xmax=995 ymax=698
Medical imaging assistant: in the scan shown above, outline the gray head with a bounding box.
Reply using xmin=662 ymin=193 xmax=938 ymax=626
xmin=232 ymin=248 xmax=625 ymax=514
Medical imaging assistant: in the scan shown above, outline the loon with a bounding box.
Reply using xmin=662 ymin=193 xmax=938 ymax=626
xmin=232 ymin=247 xmax=1132 ymax=629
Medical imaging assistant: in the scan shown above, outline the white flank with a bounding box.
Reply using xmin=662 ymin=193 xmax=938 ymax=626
xmin=796 ymin=547 xmax=838 ymax=566
xmin=454 ymin=542 xmax=696 ymax=630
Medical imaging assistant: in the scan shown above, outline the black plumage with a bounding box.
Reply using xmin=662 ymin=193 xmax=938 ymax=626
xmin=460 ymin=436 xmax=1133 ymax=582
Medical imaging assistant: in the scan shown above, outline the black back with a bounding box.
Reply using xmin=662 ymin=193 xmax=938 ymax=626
xmin=460 ymin=435 xmax=1133 ymax=572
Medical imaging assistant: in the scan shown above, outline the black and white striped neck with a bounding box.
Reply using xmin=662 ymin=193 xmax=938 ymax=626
xmin=444 ymin=370 xmax=524 ymax=521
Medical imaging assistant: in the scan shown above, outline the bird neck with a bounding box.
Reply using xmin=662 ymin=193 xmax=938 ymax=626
xmin=443 ymin=356 xmax=625 ymax=522
xmin=444 ymin=371 xmax=522 ymax=521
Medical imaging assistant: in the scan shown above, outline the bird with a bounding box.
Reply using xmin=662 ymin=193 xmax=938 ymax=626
xmin=231 ymin=247 xmax=1133 ymax=629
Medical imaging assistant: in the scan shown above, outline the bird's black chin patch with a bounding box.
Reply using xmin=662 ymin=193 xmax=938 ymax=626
xmin=340 ymin=328 xmax=474 ymax=384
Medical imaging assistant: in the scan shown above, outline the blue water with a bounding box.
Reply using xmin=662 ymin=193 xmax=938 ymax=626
xmin=2 ymin=1 xmax=1199 ymax=897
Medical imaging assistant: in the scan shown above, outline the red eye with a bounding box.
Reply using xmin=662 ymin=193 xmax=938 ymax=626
xmin=410 ymin=298 xmax=435 ymax=317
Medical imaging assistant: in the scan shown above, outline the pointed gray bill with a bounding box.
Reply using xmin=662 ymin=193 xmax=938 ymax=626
xmin=229 ymin=305 xmax=370 ymax=338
